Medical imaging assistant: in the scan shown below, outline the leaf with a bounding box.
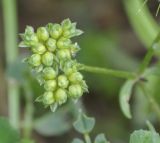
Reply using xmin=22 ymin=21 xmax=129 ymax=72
xmin=50 ymin=103 xmax=58 ymax=112
xmin=33 ymin=110 xmax=71 ymax=136
xmin=143 ymin=66 xmax=160 ymax=77
xmin=72 ymin=138 xmax=84 ymax=143
xmin=19 ymin=41 xmax=28 ymax=48
xmin=119 ymin=80 xmax=135 ymax=119
xmin=129 ymin=129 xmax=160 ymax=143
xmin=73 ymin=113 xmax=95 ymax=134
xmin=94 ymin=133 xmax=109 ymax=143
xmin=0 ymin=117 xmax=20 ymax=143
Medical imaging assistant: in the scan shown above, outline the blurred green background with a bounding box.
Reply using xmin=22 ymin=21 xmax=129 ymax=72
xmin=0 ymin=0 xmax=160 ymax=143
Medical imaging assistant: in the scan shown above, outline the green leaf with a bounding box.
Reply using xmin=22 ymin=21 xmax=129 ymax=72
xmin=33 ymin=110 xmax=71 ymax=136
xmin=143 ymin=66 xmax=160 ymax=77
xmin=129 ymin=129 xmax=160 ymax=143
xmin=73 ymin=113 xmax=95 ymax=134
xmin=0 ymin=117 xmax=20 ymax=143
xmin=72 ymin=138 xmax=84 ymax=143
xmin=119 ymin=80 xmax=135 ymax=119
xmin=19 ymin=41 xmax=28 ymax=48
xmin=94 ymin=133 xmax=109 ymax=143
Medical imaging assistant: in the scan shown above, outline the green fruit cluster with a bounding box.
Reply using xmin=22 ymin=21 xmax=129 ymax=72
xmin=19 ymin=19 xmax=88 ymax=111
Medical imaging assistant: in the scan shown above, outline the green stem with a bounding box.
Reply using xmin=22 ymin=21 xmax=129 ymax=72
xmin=80 ymin=64 xmax=136 ymax=79
xmin=140 ymin=83 xmax=160 ymax=121
xmin=138 ymin=30 xmax=160 ymax=74
xmin=23 ymin=81 xmax=34 ymax=139
xmin=138 ymin=47 xmax=154 ymax=74
xmin=84 ymin=133 xmax=92 ymax=143
xmin=2 ymin=0 xmax=19 ymax=129
xmin=123 ymin=0 xmax=159 ymax=48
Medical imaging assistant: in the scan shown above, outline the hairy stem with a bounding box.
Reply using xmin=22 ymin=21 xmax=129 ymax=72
xmin=80 ymin=64 xmax=136 ymax=79
xmin=2 ymin=0 xmax=19 ymax=129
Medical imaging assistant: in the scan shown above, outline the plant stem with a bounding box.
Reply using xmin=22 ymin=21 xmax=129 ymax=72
xmin=2 ymin=0 xmax=20 ymax=129
xmin=84 ymin=133 xmax=92 ymax=143
xmin=140 ymin=83 xmax=160 ymax=121
xmin=23 ymin=81 xmax=34 ymax=139
xmin=138 ymin=31 xmax=160 ymax=74
xmin=138 ymin=47 xmax=154 ymax=74
xmin=80 ymin=64 xmax=136 ymax=79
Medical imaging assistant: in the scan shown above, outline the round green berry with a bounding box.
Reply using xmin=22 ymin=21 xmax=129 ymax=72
xmin=68 ymin=72 xmax=83 ymax=83
xmin=57 ymin=49 xmax=71 ymax=60
xmin=43 ymin=67 xmax=57 ymax=80
xmin=42 ymin=52 xmax=54 ymax=66
xmin=68 ymin=84 xmax=83 ymax=98
xmin=28 ymin=54 xmax=41 ymax=67
xmin=49 ymin=24 xmax=62 ymax=39
xmin=57 ymin=37 xmax=71 ymax=49
xmin=55 ymin=88 xmax=67 ymax=105
xmin=37 ymin=27 xmax=49 ymax=41
xmin=58 ymin=75 xmax=69 ymax=88
xmin=46 ymin=38 xmax=57 ymax=52
xmin=44 ymin=80 xmax=57 ymax=91
xmin=43 ymin=92 xmax=55 ymax=105
xmin=31 ymin=43 xmax=46 ymax=54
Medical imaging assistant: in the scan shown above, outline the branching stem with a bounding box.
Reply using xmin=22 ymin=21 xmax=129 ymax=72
xmin=80 ymin=64 xmax=136 ymax=79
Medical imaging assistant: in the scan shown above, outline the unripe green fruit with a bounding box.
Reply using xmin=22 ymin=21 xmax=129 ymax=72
xmin=43 ymin=92 xmax=55 ymax=105
xmin=69 ymin=84 xmax=83 ymax=98
xmin=58 ymin=75 xmax=69 ymax=88
xmin=46 ymin=38 xmax=57 ymax=52
xmin=28 ymin=54 xmax=41 ymax=67
xmin=49 ymin=24 xmax=62 ymax=39
xmin=42 ymin=52 xmax=54 ymax=66
xmin=68 ymin=72 xmax=83 ymax=83
xmin=57 ymin=49 xmax=71 ymax=60
xmin=44 ymin=80 xmax=57 ymax=91
xmin=57 ymin=37 xmax=71 ymax=49
xmin=55 ymin=88 xmax=67 ymax=105
xmin=31 ymin=43 xmax=46 ymax=54
xmin=43 ymin=67 xmax=57 ymax=80
xmin=37 ymin=27 xmax=49 ymax=41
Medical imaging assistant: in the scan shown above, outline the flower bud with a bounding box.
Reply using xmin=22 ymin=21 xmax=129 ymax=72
xmin=31 ymin=43 xmax=46 ymax=54
xmin=58 ymin=75 xmax=69 ymax=88
xmin=43 ymin=92 xmax=55 ymax=105
xmin=57 ymin=37 xmax=71 ymax=49
xmin=28 ymin=54 xmax=41 ymax=67
xmin=43 ymin=67 xmax=57 ymax=80
xmin=70 ymin=43 xmax=80 ymax=56
xmin=61 ymin=18 xmax=72 ymax=30
xmin=57 ymin=49 xmax=71 ymax=60
xmin=55 ymin=88 xmax=67 ymax=105
xmin=49 ymin=24 xmax=62 ymax=39
xmin=37 ymin=27 xmax=49 ymax=41
xmin=44 ymin=80 xmax=57 ymax=91
xmin=42 ymin=52 xmax=54 ymax=66
xmin=46 ymin=38 xmax=57 ymax=52
xmin=68 ymin=72 xmax=83 ymax=83
xmin=25 ymin=34 xmax=38 ymax=46
xmin=68 ymin=84 xmax=83 ymax=98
